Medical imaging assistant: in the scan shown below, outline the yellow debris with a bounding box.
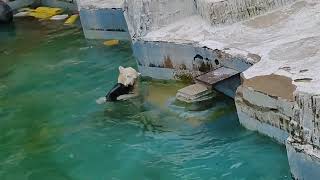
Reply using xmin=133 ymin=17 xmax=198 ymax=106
xmin=103 ymin=40 xmax=120 ymax=46
xmin=28 ymin=7 xmax=63 ymax=19
xmin=64 ymin=14 xmax=79 ymax=25
xmin=35 ymin=7 xmax=63 ymax=14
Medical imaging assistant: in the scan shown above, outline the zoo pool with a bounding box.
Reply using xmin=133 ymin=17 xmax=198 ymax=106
xmin=0 ymin=19 xmax=290 ymax=180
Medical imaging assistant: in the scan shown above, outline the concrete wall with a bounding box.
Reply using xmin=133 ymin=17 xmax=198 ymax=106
xmin=7 ymin=0 xmax=35 ymax=10
xmin=196 ymin=0 xmax=296 ymax=25
xmin=79 ymin=8 xmax=130 ymax=40
xmin=124 ymin=0 xmax=196 ymax=38
xmin=76 ymin=0 xmax=130 ymax=40
xmin=133 ymin=40 xmax=255 ymax=80
xmin=41 ymin=0 xmax=77 ymax=11
xmin=287 ymin=137 xmax=320 ymax=180
xmin=132 ymin=40 xmax=256 ymax=98
xmin=235 ymin=85 xmax=293 ymax=143
xmin=235 ymin=65 xmax=320 ymax=179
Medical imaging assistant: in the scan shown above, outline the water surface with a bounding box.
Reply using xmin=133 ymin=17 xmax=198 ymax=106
xmin=0 ymin=19 xmax=290 ymax=180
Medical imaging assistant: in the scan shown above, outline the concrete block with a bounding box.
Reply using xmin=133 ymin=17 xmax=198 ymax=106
xmin=287 ymin=138 xmax=320 ymax=180
xmin=78 ymin=0 xmax=130 ymax=40
xmin=176 ymin=83 xmax=214 ymax=103
xmin=41 ymin=0 xmax=77 ymax=11
xmin=237 ymin=109 xmax=289 ymax=144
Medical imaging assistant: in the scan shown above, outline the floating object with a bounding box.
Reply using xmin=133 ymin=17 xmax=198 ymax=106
xmin=50 ymin=14 xmax=68 ymax=20
xmin=103 ymin=39 xmax=120 ymax=46
xmin=0 ymin=1 xmax=13 ymax=24
xmin=28 ymin=7 xmax=63 ymax=19
xmin=105 ymin=83 xmax=134 ymax=102
xmin=176 ymin=84 xmax=214 ymax=103
xmin=35 ymin=7 xmax=63 ymax=15
xmin=64 ymin=14 xmax=79 ymax=25
xmin=14 ymin=11 xmax=29 ymax=17
xmin=195 ymin=67 xmax=239 ymax=86
xmin=14 ymin=7 xmax=33 ymax=17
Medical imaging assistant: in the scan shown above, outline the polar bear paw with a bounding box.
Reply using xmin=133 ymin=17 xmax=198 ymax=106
xmin=96 ymin=97 xmax=107 ymax=104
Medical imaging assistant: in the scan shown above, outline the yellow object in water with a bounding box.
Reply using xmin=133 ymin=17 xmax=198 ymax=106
xmin=103 ymin=40 xmax=120 ymax=46
xmin=64 ymin=14 xmax=79 ymax=25
xmin=28 ymin=7 xmax=63 ymax=19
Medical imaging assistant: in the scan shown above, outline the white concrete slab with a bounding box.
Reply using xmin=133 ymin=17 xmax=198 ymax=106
xmin=143 ymin=0 xmax=320 ymax=96
xmin=176 ymin=84 xmax=214 ymax=103
xmin=178 ymin=84 xmax=209 ymax=97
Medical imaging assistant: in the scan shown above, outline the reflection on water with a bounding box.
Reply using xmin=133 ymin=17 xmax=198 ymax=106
xmin=0 ymin=19 xmax=291 ymax=180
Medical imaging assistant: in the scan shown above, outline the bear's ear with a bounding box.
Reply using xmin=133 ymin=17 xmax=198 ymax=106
xmin=119 ymin=66 xmax=125 ymax=73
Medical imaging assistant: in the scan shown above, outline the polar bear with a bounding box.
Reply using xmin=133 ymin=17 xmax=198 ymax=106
xmin=96 ymin=66 xmax=141 ymax=104
xmin=117 ymin=66 xmax=141 ymax=86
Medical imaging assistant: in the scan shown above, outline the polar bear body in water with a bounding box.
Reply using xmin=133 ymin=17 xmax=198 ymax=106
xmin=96 ymin=66 xmax=141 ymax=104
xmin=117 ymin=66 xmax=141 ymax=86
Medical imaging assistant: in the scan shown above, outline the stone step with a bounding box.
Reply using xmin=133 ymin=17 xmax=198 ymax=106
xmin=195 ymin=67 xmax=239 ymax=87
xmin=176 ymin=83 xmax=215 ymax=103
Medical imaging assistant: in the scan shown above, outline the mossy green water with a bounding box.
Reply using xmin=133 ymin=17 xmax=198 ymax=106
xmin=0 ymin=19 xmax=291 ymax=180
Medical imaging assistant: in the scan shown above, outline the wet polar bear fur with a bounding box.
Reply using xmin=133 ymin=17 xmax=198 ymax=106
xmin=96 ymin=66 xmax=141 ymax=104
xmin=118 ymin=66 xmax=141 ymax=86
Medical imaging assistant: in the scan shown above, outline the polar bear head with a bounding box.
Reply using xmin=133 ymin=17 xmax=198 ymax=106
xmin=118 ymin=66 xmax=141 ymax=86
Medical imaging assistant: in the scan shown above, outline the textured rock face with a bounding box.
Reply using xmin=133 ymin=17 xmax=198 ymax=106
xmin=233 ymin=1 xmax=320 ymax=176
xmin=285 ymin=93 xmax=320 ymax=179
xmin=236 ymin=85 xmax=320 ymax=179
xmin=124 ymin=0 xmax=196 ymax=38
xmin=287 ymin=137 xmax=320 ymax=180
xmin=122 ymin=0 xmax=297 ymax=81
xmin=235 ymin=84 xmax=293 ymax=143
xmin=236 ymin=72 xmax=320 ymax=180
xmin=196 ymin=0 xmax=296 ymax=25
xmin=123 ymin=0 xmax=297 ymax=38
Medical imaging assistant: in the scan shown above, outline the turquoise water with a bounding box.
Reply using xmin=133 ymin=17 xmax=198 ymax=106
xmin=0 ymin=19 xmax=291 ymax=180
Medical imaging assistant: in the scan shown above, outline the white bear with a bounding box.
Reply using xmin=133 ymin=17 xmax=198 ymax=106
xmin=118 ymin=66 xmax=141 ymax=86
xmin=96 ymin=66 xmax=141 ymax=104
